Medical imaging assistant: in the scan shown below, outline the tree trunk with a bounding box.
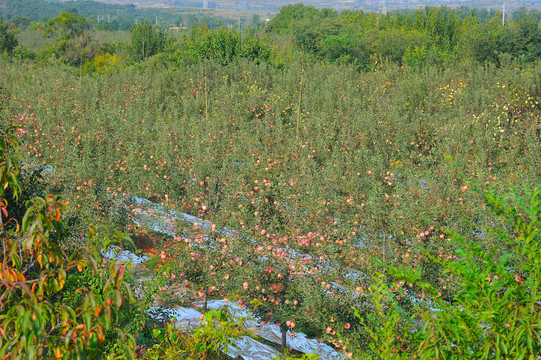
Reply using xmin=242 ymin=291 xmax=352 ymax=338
xmin=281 ymin=324 xmax=287 ymax=353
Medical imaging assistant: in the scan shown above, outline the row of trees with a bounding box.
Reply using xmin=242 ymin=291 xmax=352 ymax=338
xmin=0 ymin=115 xmax=538 ymax=359
xmin=0 ymin=12 xmax=270 ymax=69
xmin=267 ymin=4 xmax=541 ymax=68
xmin=0 ymin=0 xmax=242 ymax=30
xmin=3 ymin=5 xmax=541 ymax=70
xmin=2 ymin=46 xmax=538 ymax=356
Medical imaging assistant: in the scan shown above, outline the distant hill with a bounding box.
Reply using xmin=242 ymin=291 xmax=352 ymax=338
xmin=0 ymin=0 xmax=239 ymax=29
xmin=1 ymin=0 xmax=539 ymax=30
xmin=0 ymin=0 xmax=138 ymax=23
xmin=48 ymin=0 xmax=541 ymax=12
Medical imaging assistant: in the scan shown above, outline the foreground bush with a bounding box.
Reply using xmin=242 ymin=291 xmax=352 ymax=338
xmin=141 ymin=309 xmax=240 ymax=360
xmin=0 ymin=126 xmax=135 ymax=359
xmin=357 ymin=183 xmax=541 ymax=359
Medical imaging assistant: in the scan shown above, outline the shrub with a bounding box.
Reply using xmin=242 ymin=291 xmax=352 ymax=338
xmin=356 ymin=183 xmax=541 ymax=359
xmin=176 ymin=26 xmax=273 ymax=66
xmin=142 ymin=309 xmax=242 ymax=360
xmin=82 ymin=52 xmax=122 ymax=74
xmin=0 ymin=18 xmax=18 ymax=55
xmin=0 ymin=126 xmax=135 ymax=359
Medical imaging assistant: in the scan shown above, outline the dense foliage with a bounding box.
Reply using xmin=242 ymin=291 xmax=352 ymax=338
xmin=127 ymin=21 xmax=166 ymax=63
xmin=0 ymin=18 xmax=18 ymax=55
xmin=0 ymin=127 xmax=136 ymax=359
xmin=356 ymin=184 xmax=541 ymax=359
xmin=0 ymin=0 xmax=243 ymax=30
xmin=0 ymin=3 xmax=540 ymax=359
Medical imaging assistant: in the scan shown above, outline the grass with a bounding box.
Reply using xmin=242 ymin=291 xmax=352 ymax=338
xmin=94 ymin=30 xmax=131 ymax=44
xmin=17 ymin=29 xmax=54 ymax=51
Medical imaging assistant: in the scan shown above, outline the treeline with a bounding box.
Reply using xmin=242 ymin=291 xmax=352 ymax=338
xmin=2 ymin=47 xmax=540 ymax=359
xmin=0 ymin=0 xmax=241 ymax=30
xmin=267 ymin=4 xmax=541 ymax=68
xmin=2 ymin=4 xmax=540 ymax=72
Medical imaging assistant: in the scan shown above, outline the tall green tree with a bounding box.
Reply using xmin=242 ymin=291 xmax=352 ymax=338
xmin=179 ymin=27 xmax=272 ymax=66
xmin=466 ymin=16 xmax=505 ymax=64
xmin=317 ymin=31 xmax=371 ymax=69
xmin=501 ymin=11 xmax=541 ymax=62
xmin=127 ymin=20 xmax=166 ymax=63
xmin=414 ymin=6 xmax=464 ymax=51
xmin=41 ymin=12 xmax=97 ymax=66
xmin=0 ymin=18 xmax=18 ymax=55
xmin=44 ymin=12 xmax=91 ymax=41
xmin=265 ymin=4 xmax=338 ymax=35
